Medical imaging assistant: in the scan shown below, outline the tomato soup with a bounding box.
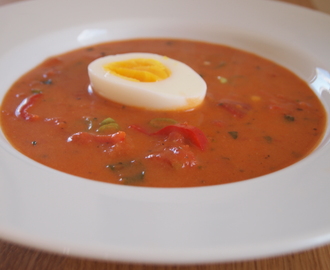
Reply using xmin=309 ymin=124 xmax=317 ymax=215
xmin=0 ymin=39 xmax=326 ymax=187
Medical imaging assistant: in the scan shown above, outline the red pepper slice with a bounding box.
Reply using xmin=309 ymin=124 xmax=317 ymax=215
xmin=15 ymin=93 xmax=43 ymax=121
xmin=67 ymin=131 xmax=126 ymax=144
xmin=152 ymin=123 xmax=208 ymax=151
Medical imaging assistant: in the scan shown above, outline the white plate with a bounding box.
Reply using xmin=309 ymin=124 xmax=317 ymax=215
xmin=1 ymin=0 xmax=330 ymax=264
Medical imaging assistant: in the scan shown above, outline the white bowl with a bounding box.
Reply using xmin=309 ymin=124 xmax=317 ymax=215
xmin=0 ymin=0 xmax=330 ymax=264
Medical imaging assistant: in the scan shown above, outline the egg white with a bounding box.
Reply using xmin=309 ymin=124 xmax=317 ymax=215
xmin=88 ymin=52 xmax=207 ymax=111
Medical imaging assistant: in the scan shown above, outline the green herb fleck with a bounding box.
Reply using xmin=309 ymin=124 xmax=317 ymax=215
xmin=217 ymin=62 xmax=226 ymax=68
xmin=284 ymin=115 xmax=295 ymax=122
xmin=217 ymin=76 xmax=228 ymax=84
xmin=42 ymin=79 xmax=53 ymax=85
xmin=97 ymin=118 xmax=119 ymax=133
xmin=149 ymin=118 xmax=177 ymax=128
xmin=100 ymin=117 xmax=116 ymax=126
xmin=97 ymin=122 xmax=119 ymax=133
xmin=31 ymin=89 xmax=42 ymax=94
xmin=228 ymin=131 xmax=238 ymax=139
xmin=107 ymin=160 xmax=145 ymax=185
xmin=263 ymin=136 xmax=273 ymax=143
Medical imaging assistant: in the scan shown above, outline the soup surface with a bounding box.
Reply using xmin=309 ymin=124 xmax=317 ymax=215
xmin=0 ymin=39 xmax=326 ymax=187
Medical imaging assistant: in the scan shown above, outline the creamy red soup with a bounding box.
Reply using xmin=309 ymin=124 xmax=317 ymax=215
xmin=0 ymin=39 xmax=326 ymax=187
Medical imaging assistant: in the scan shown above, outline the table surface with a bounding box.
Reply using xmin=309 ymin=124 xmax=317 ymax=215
xmin=1 ymin=0 xmax=330 ymax=269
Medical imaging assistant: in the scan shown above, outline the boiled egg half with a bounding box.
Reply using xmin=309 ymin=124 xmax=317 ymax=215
xmin=88 ymin=52 xmax=207 ymax=111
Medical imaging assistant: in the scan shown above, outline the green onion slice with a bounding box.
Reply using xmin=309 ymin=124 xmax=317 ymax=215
xmin=97 ymin=122 xmax=119 ymax=133
xmin=100 ymin=117 xmax=116 ymax=126
xmin=149 ymin=118 xmax=178 ymax=128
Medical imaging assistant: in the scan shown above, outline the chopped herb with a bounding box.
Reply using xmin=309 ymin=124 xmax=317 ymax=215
xmin=284 ymin=115 xmax=295 ymax=122
xmin=228 ymin=131 xmax=238 ymax=139
xmin=149 ymin=118 xmax=178 ymax=128
xmin=263 ymin=136 xmax=273 ymax=143
xmin=107 ymin=161 xmax=125 ymax=171
xmin=217 ymin=62 xmax=226 ymax=68
xmin=121 ymin=171 xmax=145 ymax=184
xmin=31 ymin=89 xmax=42 ymax=94
xmin=217 ymin=76 xmax=228 ymax=84
xmin=97 ymin=118 xmax=119 ymax=133
xmin=97 ymin=122 xmax=119 ymax=133
xmin=74 ymin=61 xmax=84 ymax=66
xmin=100 ymin=117 xmax=116 ymax=126
xmin=107 ymin=160 xmax=145 ymax=185
xmin=42 ymin=79 xmax=53 ymax=85
xmin=31 ymin=141 xmax=37 ymax=145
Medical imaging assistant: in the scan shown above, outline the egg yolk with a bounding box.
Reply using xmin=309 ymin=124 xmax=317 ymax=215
xmin=103 ymin=58 xmax=171 ymax=82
